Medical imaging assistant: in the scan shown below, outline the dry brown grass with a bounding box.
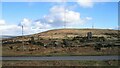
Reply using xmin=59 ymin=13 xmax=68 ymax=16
xmin=2 ymin=60 xmax=119 ymax=66
xmin=35 ymin=28 xmax=118 ymax=39
xmin=2 ymin=46 xmax=119 ymax=56
xmin=2 ymin=29 xmax=119 ymax=56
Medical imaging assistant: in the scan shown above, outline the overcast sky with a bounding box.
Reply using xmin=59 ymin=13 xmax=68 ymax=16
xmin=0 ymin=0 xmax=119 ymax=36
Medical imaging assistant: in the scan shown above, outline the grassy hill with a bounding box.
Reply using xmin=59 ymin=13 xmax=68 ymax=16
xmin=2 ymin=28 xmax=119 ymax=56
xmin=2 ymin=28 xmax=118 ymax=42
xmin=31 ymin=28 xmax=118 ymax=39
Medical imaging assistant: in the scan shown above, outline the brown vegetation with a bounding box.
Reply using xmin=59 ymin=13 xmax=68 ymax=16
xmin=2 ymin=29 xmax=119 ymax=56
xmin=2 ymin=60 xmax=119 ymax=66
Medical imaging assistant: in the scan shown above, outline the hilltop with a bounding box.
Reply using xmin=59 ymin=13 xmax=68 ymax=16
xmin=2 ymin=28 xmax=119 ymax=44
xmin=2 ymin=28 xmax=118 ymax=42
xmin=31 ymin=28 xmax=118 ymax=39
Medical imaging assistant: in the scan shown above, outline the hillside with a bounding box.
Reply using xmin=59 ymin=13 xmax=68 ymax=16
xmin=2 ymin=28 xmax=119 ymax=43
xmin=2 ymin=28 xmax=119 ymax=56
xmin=0 ymin=35 xmax=16 ymax=39
xmin=32 ymin=28 xmax=118 ymax=39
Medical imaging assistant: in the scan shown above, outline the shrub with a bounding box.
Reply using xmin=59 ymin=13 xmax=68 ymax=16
xmin=62 ymin=39 xmax=71 ymax=47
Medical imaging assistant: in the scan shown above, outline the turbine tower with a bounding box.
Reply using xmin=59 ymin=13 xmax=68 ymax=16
xmin=92 ymin=22 xmax=94 ymax=29
xmin=21 ymin=25 xmax=24 ymax=51
xmin=18 ymin=21 xmax=25 ymax=51
xmin=63 ymin=3 xmax=66 ymax=29
xmin=22 ymin=25 xmax=23 ymax=36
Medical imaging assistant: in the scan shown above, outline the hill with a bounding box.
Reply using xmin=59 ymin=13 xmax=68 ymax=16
xmin=32 ymin=28 xmax=118 ymax=39
xmin=0 ymin=35 xmax=16 ymax=39
xmin=2 ymin=28 xmax=118 ymax=43
xmin=2 ymin=28 xmax=119 ymax=56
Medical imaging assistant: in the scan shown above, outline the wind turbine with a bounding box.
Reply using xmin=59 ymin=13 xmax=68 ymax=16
xmin=92 ymin=22 xmax=94 ymax=29
xmin=18 ymin=22 xmax=25 ymax=51
xmin=64 ymin=7 xmax=68 ymax=39
xmin=64 ymin=5 xmax=66 ymax=29
xmin=22 ymin=25 xmax=25 ymax=51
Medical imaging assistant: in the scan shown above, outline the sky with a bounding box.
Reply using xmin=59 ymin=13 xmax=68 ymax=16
xmin=0 ymin=0 xmax=119 ymax=36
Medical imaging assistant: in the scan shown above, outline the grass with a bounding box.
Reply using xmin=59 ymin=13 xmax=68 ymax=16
xmin=2 ymin=60 xmax=119 ymax=66
xmin=2 ymin=51 xmax=119 ymax=57
xmin=2 ymin=47 xmax=119 ymax=57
